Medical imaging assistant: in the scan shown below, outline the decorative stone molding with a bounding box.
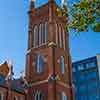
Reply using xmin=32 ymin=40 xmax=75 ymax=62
xmin=48 ymin=42 xmax=56 ymax=47
xmin=56 ymin=75 xmax=60 ymax=81
xmin=57 ymin=59 xmax=60 ymax=63
xmin=65 ymin=64 xmax=68 ymax=68
xmin=43 ymin=57 xmax=47 ymax=63
xmin=28 ymin=80 xmax=48 ymax=87
xmin=26 ymin=49 xmax=31 ymax=54
xmin=48 ymin=74 xmax=60 ymax=83
xmin=57 ymin=81 xmax=70 ymax=88
xmin=32 ymin=62 xmax=36 ymax=66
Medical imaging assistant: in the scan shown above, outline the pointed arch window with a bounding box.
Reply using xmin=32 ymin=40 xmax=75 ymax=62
xmin=62 ymin=92 xmax=67 ymax=100
xmin=45 ymin=22 xmax=48 ymax=43
xmin=39 ymin=24 xmax=44 ymax=46
xmin=41 ymin=23 xmax=44 ymax=44
xmin=62 ymin=29 xmax=65 ymax=50
xmin=13 ymin=96 xmax=18 ymax=100
xmin=33 ymin=25 xmax=38 ymax=48
xmin=39 ymin=24 xmax=42 ymax=46
xmin=35 ymin=91 xmax=43 ymax=100
xmin=56 ymin=23 xmax=58 ymax=46
xmin=59 ymin=24 xmax=62 ymax=48
xmin=60 ymin=56 xmax=64 ymax=74
xmin=0 ymin=93 xmax=3 ymax=100
xmin=37 ymin=52 xmax=43 ymax=73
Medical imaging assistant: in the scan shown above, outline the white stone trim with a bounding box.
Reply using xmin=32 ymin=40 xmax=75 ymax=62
xmin=48 ymin=42 xmax=56 ymax=46
xmin=57 ymin=59 xmax=60 ymax=63
xmin=57 ymin=81 xmax=70 ymax=88
xmin=26 ymin=49 xmax=31 ymax=54
xmin=30 ymin=80 xmax=48 ymax=87
xmin=38 ymin=42 xmax=48 ymax=47
xmin=28 ymin=79 xmax=70 ymax=90
xmin=32 ymin=62 xmax=36 ymax=66
xmin=43 ymin=57 xmax=47 ymax=63
xmin=65 ymin=64 xmax=68 ymax=68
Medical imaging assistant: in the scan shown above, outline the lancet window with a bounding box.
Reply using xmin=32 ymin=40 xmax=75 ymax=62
xmin=45 ymin=22 xmax=48 ymax=43
xmin=55 ymin=23 xmax=66 ymax=49
xmin=35 ymin=91 xmax=43 ymax=100
xmin=62 ymin=92 xmax=67 ymax=100
xmin=38 ymin=22 xmax=48 ymax=47
xmin=37 ymin=52 xmax=43 ymax=73
xmin=33 ymin=25 xmax=38 ymax=48
xmin=60 ymin=56 xmax=65 ymax=74
xmin=0 ymin=93 xmax=3 ymax=100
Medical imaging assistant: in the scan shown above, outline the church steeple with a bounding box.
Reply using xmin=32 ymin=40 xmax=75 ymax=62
xmin=25 ymin=0 xmax=74 ymax=100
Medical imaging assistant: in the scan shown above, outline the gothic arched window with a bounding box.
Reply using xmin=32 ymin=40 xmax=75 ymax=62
xmin=37 ymin=52 xmax=43 ymax=73
xmin=0 ymin=93 xmax=3 ymax=100
xmin=13 ymin=96 xmax=18 ymax=100
xmin=62 ymin=92 xmax=67 ymax=100
xmin=35 ymin=91 xmax=43 ymax=100
xmin=56 ymin=23 xmax=58 ymax=46
xmin=62 ymin=28 xmax=65 ymax=50
xmin=39 ymin=24 xmax=42 ymax=46
xmin=45 ymin=22 xmax=48 ymax=43
xmin=33 ymin=25 xmax=38 ymax=48
xmin=60 ymin=56 xmax=64 ymax=74
xmin=41 ymin=23 xmax=44 ymax=44
xmin=39 ymin=24 xmax=44 ymax=46
xmin=59 ymin=24 xmax=62 ymax=48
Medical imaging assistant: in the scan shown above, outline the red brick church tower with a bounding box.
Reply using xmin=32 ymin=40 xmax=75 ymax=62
xmin=25 ymin=0 xmax=74 ymax=100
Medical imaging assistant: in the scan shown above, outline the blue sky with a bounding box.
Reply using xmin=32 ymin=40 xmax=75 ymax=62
xmin=0 ymin=0 xmax=100 ymax=77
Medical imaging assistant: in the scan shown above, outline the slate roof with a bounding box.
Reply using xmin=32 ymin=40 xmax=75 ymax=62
xmin=11 ymin=79 xmax=25 ymax=93
xmin=0 ymin=74 xmax=25 ymax=94
xmin=0 ymin=74 xmax=6 ymax=86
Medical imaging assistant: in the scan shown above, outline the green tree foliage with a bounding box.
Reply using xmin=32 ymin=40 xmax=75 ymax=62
xmin=62 ymin=0 xmax=100 ymax=32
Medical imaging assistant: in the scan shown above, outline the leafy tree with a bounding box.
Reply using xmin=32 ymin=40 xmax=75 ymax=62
xmin=56 ymin=0 xmax=100 ymax=32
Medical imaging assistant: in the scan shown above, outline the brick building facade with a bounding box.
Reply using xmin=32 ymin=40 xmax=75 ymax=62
xmin=0 ymin=0 xmax=74 ymax=100
xmin=0 ymin=61 xmax=25 ymax=100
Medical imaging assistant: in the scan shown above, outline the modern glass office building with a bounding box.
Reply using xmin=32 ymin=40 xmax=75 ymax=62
xmin=72 ymin=54 xmax=100 ymax=100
